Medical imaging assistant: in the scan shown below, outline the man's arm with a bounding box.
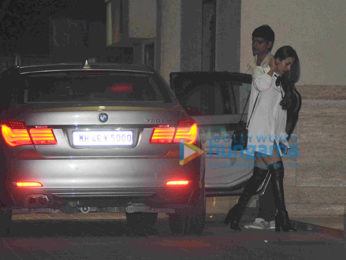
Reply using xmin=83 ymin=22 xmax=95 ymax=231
xmin=252 ymin=56 xmax=278 ymax=91
xmin=252 ymin=66 xmax=276 ymax=91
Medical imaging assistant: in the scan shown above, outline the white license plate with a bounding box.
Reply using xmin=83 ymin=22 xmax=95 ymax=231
xmin=72 ymin=130 xmax=133 ymax=146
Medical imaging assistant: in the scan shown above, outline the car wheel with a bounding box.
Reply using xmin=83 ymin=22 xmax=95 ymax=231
xmin=126 ymin=212 xmax=158 ymax=230
xmin=169 ymin=190 xmax=206 ymax=235
xmin=0 ymin=208 xmax=12 ymax=236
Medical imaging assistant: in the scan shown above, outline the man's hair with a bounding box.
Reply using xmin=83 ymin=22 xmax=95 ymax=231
xmin=252 ymin=24 xmax=275 ymax=46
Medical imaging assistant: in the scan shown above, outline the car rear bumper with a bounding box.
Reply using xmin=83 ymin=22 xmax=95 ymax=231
xmin=3 ymin=157 xmax=203 ymax=210
xmin=8 ymin=186 xmax=200 ymax=210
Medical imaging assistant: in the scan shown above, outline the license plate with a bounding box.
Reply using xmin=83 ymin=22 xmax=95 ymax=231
xmin=72 ymin=130 xmax=133 ymax=146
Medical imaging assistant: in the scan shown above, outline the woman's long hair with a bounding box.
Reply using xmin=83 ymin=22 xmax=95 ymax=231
xmin=274 ymin=45 xmax=300 ymax=85
xmin=274 ymin=46 xmax=300 ymax=110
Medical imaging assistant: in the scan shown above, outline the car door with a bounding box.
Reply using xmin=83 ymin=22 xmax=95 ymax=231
xmin=170 ymin=72 xmax=270 ymax=196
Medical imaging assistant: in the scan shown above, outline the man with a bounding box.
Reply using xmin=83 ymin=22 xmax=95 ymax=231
xmin=247 ymin=24 xmax=274 ymax=73
xmin=244 ymin=24 xmax=276 ymax=230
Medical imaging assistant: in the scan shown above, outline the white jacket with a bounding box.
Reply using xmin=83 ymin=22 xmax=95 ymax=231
xmin=245 ymin=66 xmax=288 ymax=156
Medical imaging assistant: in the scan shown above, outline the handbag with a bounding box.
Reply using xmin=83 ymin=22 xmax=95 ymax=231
xmin=231 ymin=92 xmax=259 ymax=150
xmin=231 ymin=120 xmax=248 ymax=150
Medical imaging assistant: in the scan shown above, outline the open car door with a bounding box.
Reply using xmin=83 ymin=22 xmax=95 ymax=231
xmin=170 ymin=72 xmax=270 ymax=197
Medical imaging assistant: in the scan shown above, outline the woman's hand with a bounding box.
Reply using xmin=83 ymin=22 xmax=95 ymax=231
xmin=268 ymin=57 xmax=277 ymax=76
xmin=269 ymin=57 xmax=276 ymax=69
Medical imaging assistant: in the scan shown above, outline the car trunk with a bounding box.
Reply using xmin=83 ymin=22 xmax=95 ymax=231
xmin=13 ymin=103 xmax=184 ymax=158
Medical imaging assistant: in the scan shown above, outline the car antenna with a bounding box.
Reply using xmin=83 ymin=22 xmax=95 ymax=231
xmin=83 ymin=59 xmax=91 ymax=69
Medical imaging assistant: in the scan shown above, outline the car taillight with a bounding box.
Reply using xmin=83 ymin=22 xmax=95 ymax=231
xmin=166 ymin=180 xmax=190 ymax=186
xmin=150 ymin=125 xmax=176 ymax=143
xmin=16 ymin=181 xmax=43 ymax=187
xmin=1 ymin=124 xmax=31 ymax=147
xmin=150 ymin=120 xmax=198 ymax=144
xmin=1 ymin=121 xmax=57 ymax=147
xmin=29 ymin=128 xmax=57 ymax=145
xmin=173 ymin=120 xmax=198 ymax=144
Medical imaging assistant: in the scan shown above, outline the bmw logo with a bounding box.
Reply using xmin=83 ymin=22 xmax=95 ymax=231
xmin=99 ymin=113 xmax=108 ymax=123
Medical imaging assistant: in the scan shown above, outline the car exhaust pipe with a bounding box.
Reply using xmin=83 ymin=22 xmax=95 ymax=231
xmin=25 ymin=195 xmax=49 ymax=207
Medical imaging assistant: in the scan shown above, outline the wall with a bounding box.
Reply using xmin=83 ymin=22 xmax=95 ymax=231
xmin=128 ymin=0 xmax=156 ymax=38
xmin=180 ymin=0 xmax=203 ymax=72
xmin=50 ymin=17 xmax=106 ymax=62
xmin=283 ymin=87 xmax=346 ymax=217
xmin=215 ymin=0 xmax=241 ymax=72
xmin=159 ymin=0 xmax=182 ymax=82
xmin=159 ymin=0 xmax=242 ymax=81
xmin=240 ymin=0 xmax=346 ymax=85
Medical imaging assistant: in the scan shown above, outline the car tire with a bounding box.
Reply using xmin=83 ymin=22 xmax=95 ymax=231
xmin=126 ymin=212 xmax=158 ymax=230
xmin=169 ymin=189 xmax=206 ymax=235
xmin=0 ymin=208 xmax=12 ymax=236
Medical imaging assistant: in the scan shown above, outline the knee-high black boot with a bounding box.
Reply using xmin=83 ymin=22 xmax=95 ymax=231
xmin=269 ymin=161 xmax=296 ymax=232
xmin=224 ymin=167 xmax=268 ymax=230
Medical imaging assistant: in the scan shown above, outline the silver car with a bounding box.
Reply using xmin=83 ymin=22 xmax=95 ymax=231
xmin=0 ymin=63 xmax=205 ymax=235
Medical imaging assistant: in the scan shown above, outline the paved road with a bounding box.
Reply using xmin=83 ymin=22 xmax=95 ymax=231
xmin=0 ymin=214 xmax=344 ymax=260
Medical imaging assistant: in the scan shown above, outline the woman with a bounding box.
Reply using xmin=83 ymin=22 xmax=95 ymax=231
xmin=225 ymin=46 xmax=301 ymax=232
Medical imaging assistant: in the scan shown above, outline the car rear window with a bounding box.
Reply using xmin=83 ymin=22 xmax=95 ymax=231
xmin=21 ymin=71 xmax=171 ymax=103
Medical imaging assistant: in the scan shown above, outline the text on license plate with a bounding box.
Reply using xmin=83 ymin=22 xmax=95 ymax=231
xmin=72 ymin=130 xmax=133 ymax=146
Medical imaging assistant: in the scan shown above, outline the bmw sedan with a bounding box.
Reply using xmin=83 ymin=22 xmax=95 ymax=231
xmin=0 ymin=62 xmax=205 ymax=235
